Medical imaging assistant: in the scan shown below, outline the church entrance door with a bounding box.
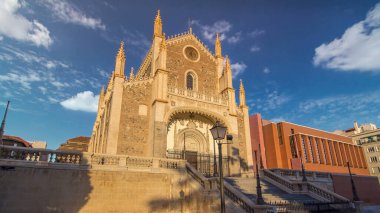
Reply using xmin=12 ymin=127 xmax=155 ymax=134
xmin=184 ymin=151 xmax=198 ymax=169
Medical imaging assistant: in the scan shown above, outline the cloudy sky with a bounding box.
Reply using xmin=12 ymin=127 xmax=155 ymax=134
xmin=1 ymin=0 xmax=380 ymax=149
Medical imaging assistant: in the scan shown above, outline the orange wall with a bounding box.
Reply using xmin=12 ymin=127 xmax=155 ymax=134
xmin=249 ymin=114 xmax=369 ymax=175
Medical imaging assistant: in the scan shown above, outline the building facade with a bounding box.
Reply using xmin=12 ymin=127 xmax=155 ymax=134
xmin=1 ymin=135 xmax=31 ymax=147
xmin=59 ymin=136 xmax=90 ymax=152
xmin=250 ymin=114 xmax=369 ymax=175
xmin=88 ymin=11 xmax=253 ymax=175
xmin=335 ymin=122 xmax=380 ymax=180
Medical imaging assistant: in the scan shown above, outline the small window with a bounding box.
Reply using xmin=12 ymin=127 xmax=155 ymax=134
xmin=370 ymin=156 xmax=378 ymax=163
xmin=186 ymin=73 xmax=194 ymax=90
xmin=368 ymin=147 xmax=375 ymax=153
xmin=186 ymin=74 xmax=193 ymax=90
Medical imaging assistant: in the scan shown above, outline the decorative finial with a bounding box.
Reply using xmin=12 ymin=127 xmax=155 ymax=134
xmin=225 ymin=55 xmax=230 ymax=70
xmin=239 ymin=79 xmax=246 ymax=107
xmin=215 ymin=33 xmax=222 ymax=58
xmin=154 ymin=9 xmax=163 ymax=37
xmin=189 ymin=27 xmax=192 ymax=34
xmin=117 ymin=41 xmax=125 ymax=59
xmin=129 ymin=67 xmax=135 ymax=80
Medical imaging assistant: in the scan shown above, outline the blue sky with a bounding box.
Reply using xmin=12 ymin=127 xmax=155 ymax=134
xmin=1 ymin=0 xmax=380 ymax=149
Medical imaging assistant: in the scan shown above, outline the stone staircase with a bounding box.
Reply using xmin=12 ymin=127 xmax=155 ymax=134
xmin=225 ymin=177 xmax=316 ymax=204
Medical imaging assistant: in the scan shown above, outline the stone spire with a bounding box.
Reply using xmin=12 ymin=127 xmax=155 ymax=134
xmin=154 ymin=10 xmax=163 ymax=37
xmin=215 ymin=33 xmax=222 ymax=58
xmin=239 ymin=79 xmax=246 ymax=107
xmin=114 ymin=41 xmax=125 ymax=77
xmin=225 ymin=55 xmax=231 ymax=72
xmin=129 ymin=67 xmax=135 ymax=80
xmin=0 ymin=100 xmax=10 ymax=145
xmin=224 ymin=55 xmax=233 ymax=89
xmin=98 ymin=86 xmax=105 ymax=110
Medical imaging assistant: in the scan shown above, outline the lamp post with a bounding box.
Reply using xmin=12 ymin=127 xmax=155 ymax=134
xmin=213 ymin=139 xmax=217 ymax=177
xmin=299 ymin=150 xmax=307 ymax=182
xmin=258 ymin=143 xmax=264 ymax=169
xmin=347 ymin=161 xmax=360 ymax=201
xmin=210 ymin=121 xmax=230 ymax=213
xmin=254 ymin=150 xmax=265 ymax=205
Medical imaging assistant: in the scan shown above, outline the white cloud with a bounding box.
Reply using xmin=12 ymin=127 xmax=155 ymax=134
xmin=271 ymin=117 xmax=286 ymax=123
xmin=60 ymin=91 xmax=99 ymax=112
xmin=299 ymin=90 xmax=380 ymax=114
xmin=263 ymin=67 xmax=270 ymax=74
xmin=250 ymin=45 xmax=260 ymax=53
xmin=254 ymin=90 xmax=291 ymax=112
xmin=43 ymin=0 xmax=105 ymax=30
xmin=98 ymin=69 xmax=109 ymax=78
xmin=0 ymin=0 xmax=53 ymax=48
xmin=248 ymin=29 xmax=265 ymax=38
xmin=227 ymin=32 xmax=242 ymax=44
xmin=190 ymin=20 xmax=232 ymax=43
xmin=231 ymin=62 xmax=247 ymax=78
xmin=38 ymin=86 xmax=47 ymax=94
xmin=0 ymin=70 xmax=42 ymax=90
xmin=314 ymin=3 xmax=380 ymax=72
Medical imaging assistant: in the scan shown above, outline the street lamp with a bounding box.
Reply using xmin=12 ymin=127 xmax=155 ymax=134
xmin=347 ymin=161 xmax=360 ymax=201
xmin=210 ymin=121 xmax=231 ymax=213
xmin=254 ymin=150 xmax=265 ymax=205
xmin=299 ymin=150 xmax=307 ymax=182
xmin=213 ymin=139 xmax=217 ymax=177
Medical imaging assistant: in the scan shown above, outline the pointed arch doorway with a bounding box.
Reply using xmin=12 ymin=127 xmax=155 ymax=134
xmin=175 ymin=128 xmax=209 ymax=169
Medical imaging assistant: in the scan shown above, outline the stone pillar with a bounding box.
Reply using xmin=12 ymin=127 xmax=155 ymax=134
xmin=150 ymin=68 xmax=169 ymax=158
xmin=105 ymin=76 xmax=124 ymax=154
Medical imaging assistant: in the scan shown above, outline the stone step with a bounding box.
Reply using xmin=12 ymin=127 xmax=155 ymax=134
xmin=225 ymin=177 xmax=317 ymax=204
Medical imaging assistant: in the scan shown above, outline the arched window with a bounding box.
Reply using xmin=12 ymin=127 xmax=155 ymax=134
xmin=186 ymin=73 xmax=194 ymax=90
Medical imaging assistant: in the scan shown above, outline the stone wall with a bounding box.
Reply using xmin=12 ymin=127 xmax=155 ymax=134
xmin=167 ymin=39 xmax=218 ymax=95
xmin=117 ymin=82 xmax=152 ymax=156
xmin=0 ymin=166 xmax=219 ymax=213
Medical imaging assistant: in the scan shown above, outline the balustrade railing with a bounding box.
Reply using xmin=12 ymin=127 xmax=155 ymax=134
xmin=307 ymin=182 xmax=348 ymax=202
xmin=185 ymin=162 xmax=270 ymax=212
xmin=271 ymin=168 xmax=331 ymax=180
xmin=223 ymin=181 xmax=257 ymax=213
xmin=263 ymin=169 xmax=296 ymax=191
xmin=168 ymin=87 xmax=228 ymax=106
xmin=0 ymin=145 xmax=82 ymax=165
xmin=263 ymin=169 xmax=349 ymax=203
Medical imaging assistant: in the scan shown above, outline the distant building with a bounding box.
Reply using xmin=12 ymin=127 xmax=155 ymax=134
xmin=250 ymin=114 xmax=369 ymax=175
xmin=30 ymin=141 xmax=47 ymax=149
xmin=58 ymin=136 xmax=90 ymax=152
xmin=335 ymin=122 xmax=380 ymax=180
xmin=1 ymin=135 xmax=31 ymax=147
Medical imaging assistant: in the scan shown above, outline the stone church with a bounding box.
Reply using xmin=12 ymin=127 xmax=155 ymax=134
xmin=89 ymin=10 xmax=253 ymax=175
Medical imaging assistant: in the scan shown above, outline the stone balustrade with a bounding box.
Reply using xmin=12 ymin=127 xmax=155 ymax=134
xmin=262 ymin=169 xmax=349 ymax=202
xmin=0 ymin=145 xmax=186 ymax=173
xmin=270 ymin=168 xmax=331 ymax=181
xmin=168 ymin=87 xmax=228 ymax=106
xmin=0 ymin=145 xmax=82 ymax=165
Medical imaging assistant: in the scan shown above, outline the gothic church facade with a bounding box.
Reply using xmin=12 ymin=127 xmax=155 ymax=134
xmin=88 ymin=11 xmax=253 ymax=175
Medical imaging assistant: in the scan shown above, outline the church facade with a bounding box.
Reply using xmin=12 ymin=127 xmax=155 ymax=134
xmin=88 ymin=11 xmax=253 ymax=175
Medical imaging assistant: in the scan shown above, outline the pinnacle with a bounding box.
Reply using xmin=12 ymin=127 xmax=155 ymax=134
xmin=117 ymin=41 xmax=125 ymax=59
xmin=155 ymin=9 xmax=162 ymax=22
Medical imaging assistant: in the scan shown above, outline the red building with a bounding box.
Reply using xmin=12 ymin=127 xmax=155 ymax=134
xmin=250 ymin=114 xmax=369 ymax=175
xmin=1 ymin=135 xmax=31 ymax=147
